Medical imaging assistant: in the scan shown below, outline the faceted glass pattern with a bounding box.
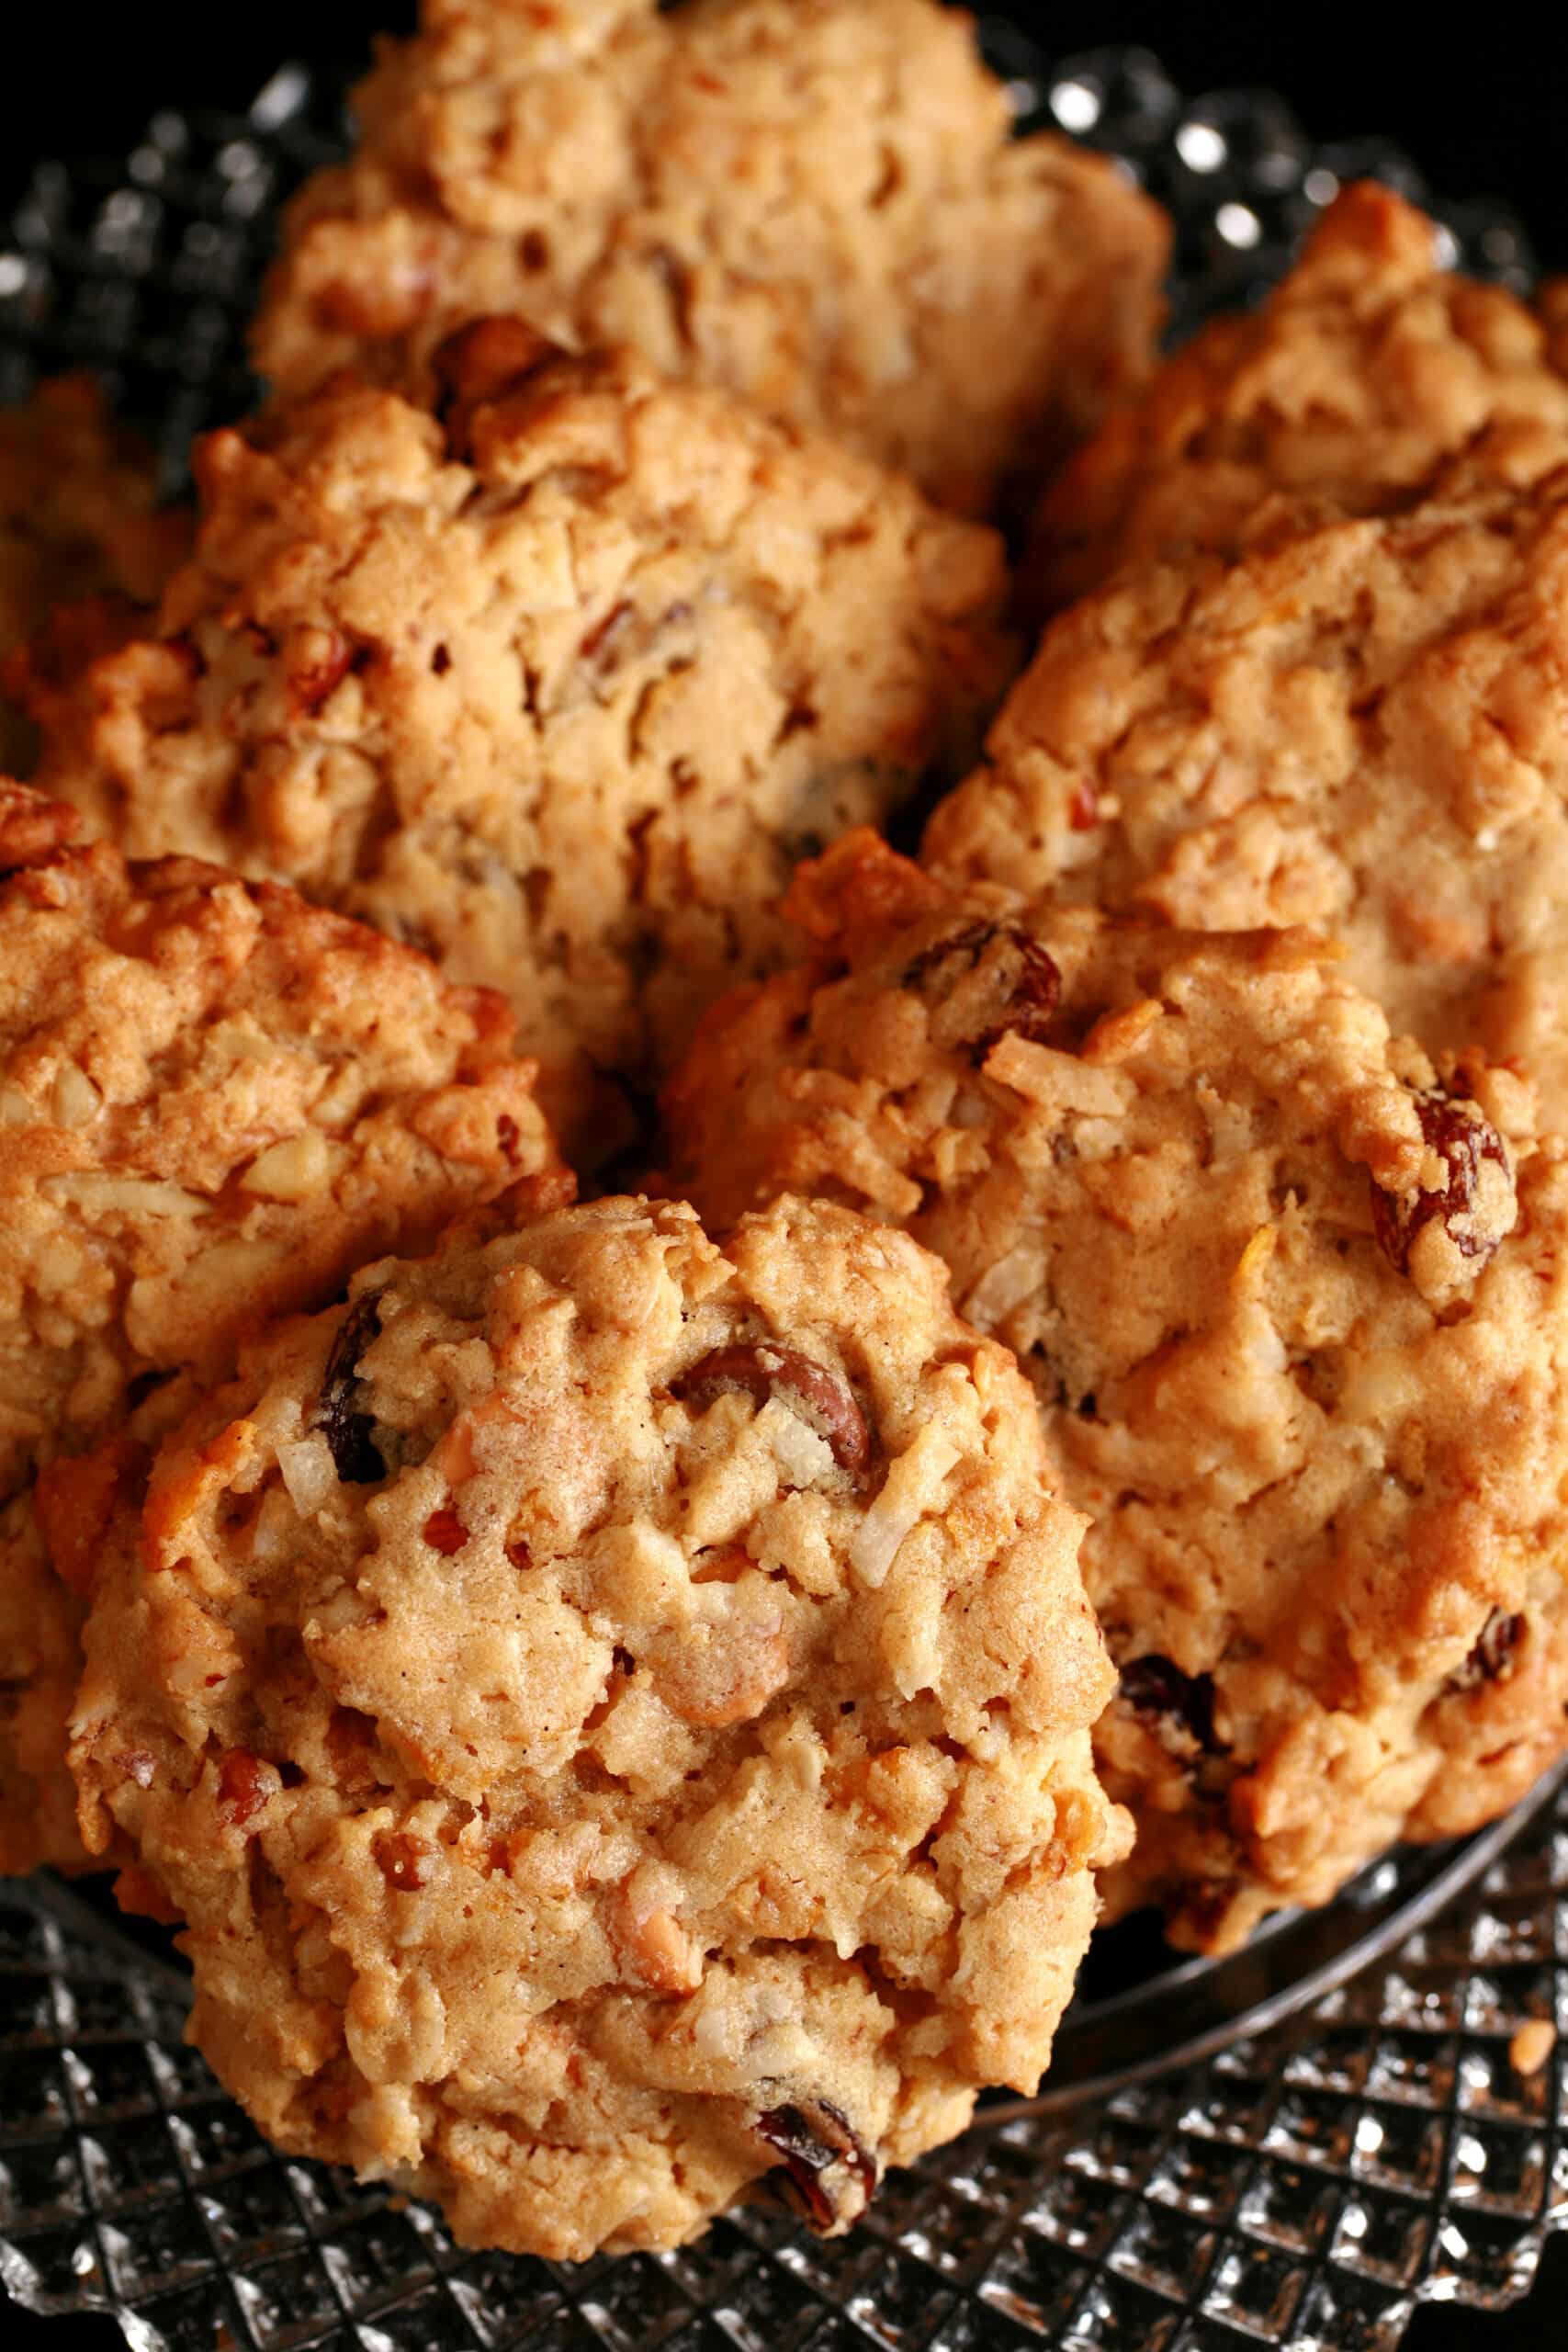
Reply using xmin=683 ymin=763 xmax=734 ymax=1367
xmin=4 ymin=1777 xmax=1566 ymax=2352
xmin=0 ymin=23 xmax=1560 ymax=2351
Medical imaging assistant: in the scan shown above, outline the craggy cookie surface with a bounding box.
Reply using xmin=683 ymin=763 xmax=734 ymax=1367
xmin=929 ymin=459 xmax=1568 ymax=1133
xmin=71 ymin=1193 xmax=1122 ymax=2253
xmin=1029 ymin=182 xmax=1568 ymax=611
xmin=25 ymin=326 xmax=1012 ymax=1140
xmin=0 ymin=377 xmax=189 ymax=769
xmin=667 ymin=839 xmax=1568 ymax=1948
xmin=0 ymin=782 xmax=563 ymax=1873
xmin=253 ymin=0 xmax=1168 ymax=514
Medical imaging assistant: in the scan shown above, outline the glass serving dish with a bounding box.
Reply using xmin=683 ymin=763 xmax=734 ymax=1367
xmin=0 ymin=23 xmax=1561 ymax=2350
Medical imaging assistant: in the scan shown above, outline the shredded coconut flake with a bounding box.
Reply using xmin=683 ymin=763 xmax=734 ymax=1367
xmin=758 ymin=1396 xmax=835 ymax=1487
xmin=963 ymin=1242 xmax=1042 ymax=1329
xmin=276 ymin=1434 xmax=338 ymax=1517
xmin=851 ymin=1425 xmax=963 ymax=1588
xmin=41 ymin=1172 xmax=209 ymax=1217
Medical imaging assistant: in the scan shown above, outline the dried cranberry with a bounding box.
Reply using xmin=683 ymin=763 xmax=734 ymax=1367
xmin=1448 ymin=1608 xmax=1525 ymax=1692
xmin=901 ymin=920 xmax=1061 ymax=1061
xmin=1371 ymin=1092 xmax=1510 ymax=1276
xmin=674 ymin=1345 xmax=873 ymax=1481
xmin=373 ymin=1832 xmax=436 ymax=1892
xmin=215 ymin=1750 xmax=272 ymax=1831
xmin=1119 ymin=1655 xmax=1224 ymax=1756
xmin=754 ymin=2099 xmax=877 ymax=2233
xmin=315 ymin=1295 xmax=386 ymax=1484
xmin=423 ymin=1505 xmax=468 ymax=1555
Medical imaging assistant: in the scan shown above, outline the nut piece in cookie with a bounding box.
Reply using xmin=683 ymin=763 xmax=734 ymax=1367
xmin=20 ymin=330 xmax=1012 ymax=1144
xmin=70 ymin=1193 xmax=1124 ymax=2255
xmin=0 ymin=377 xmax=190 ymax=771
xmin=666 ymin=836 xmax=1568 ymax=1951
xmin=0 ymin=780 xmax=565 ymax=1876
xmin=1028 ymin=181 xmax=1568 ymax=612
xmin=928 ymin=457 xmax=1568 ymax=1134
xmin=251 ymin=0 xmax=1168 ymax=516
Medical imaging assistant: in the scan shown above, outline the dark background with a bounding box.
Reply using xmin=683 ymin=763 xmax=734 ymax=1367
xmin=3 ymin=5 xmax=1565 ymax=2346
xmin=5 ymin=3 xmax=1568 ymax=266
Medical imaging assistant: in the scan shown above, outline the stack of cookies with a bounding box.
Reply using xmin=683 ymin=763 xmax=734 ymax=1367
xmin=2 ymin=0 xmax=1564 ymax=2267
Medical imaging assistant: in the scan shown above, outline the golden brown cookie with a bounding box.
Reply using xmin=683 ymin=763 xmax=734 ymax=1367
xmin=0 ymin=377 xmax=190 ymax=770
xmin=929 ymin=457 xmax=1568 ymax=1133
xmin=22 ymin=326 xmax=1013 ymax=1147
xmin=665 ymin=837 xmax=1568 ymax=1949
xmin=1028 ymin=182 xmax=1568 ymax=612
xmin=71 ymin=1192 xmax=1123 ymax=2253
xmin=251 ymin=0 xmax=1168 ymax=514
xmin=0 ymin=780 xmax=565 ymax=1874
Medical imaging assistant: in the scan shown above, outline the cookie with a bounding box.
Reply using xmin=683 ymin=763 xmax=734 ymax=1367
xmin=0 ymin=1492 xmax=87 ymax=1876
xmin=665 ymin=836 xmax=1568 ymax=1949
xmin=0 ymin=781 xmax=565 ymax=1873
xmin=251 ymin=0 xmax=1168 ymax=515
xmin=22 ymin=324 xmax=1013 ymax=1146
xmin=927 ymin=457 xmax=1568 ymax=1134
xmin=0 ymin=377 xmax=190 ymax=769
xmin=70 ymin=1191 xmax=1123 ymax=2254
xmin=1028 ymin=182 xmax=1568 ymax=612
xmin=1540 ymin=277 xmax=1568 ymax=379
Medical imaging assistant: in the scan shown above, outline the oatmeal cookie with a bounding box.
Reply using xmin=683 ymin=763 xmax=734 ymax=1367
xmin=928 ymin=458 xmax=1568 ymax=1132
xmin=70 ymin=1192 xmax=1123 ymax=2255
xmin=0 ymin=377 xmax=189 ymax=769
xmin=1540 ymin=277 xmax=1568 ymax=379
xmin=0 ymin=1492 xmax=86 ymax=1876
xmin=665 ymin=837 xmax=1568 ymax=1949
xmin=251 ymin=0 xmax=1168 ymax=514
xmin=23 ymin=324 xmax=1012 ymax=1142
xmin=1029 ymin=182 xmax=1568 ymax=611
xmin=0 ymin=780 xmax=564 ymax=1873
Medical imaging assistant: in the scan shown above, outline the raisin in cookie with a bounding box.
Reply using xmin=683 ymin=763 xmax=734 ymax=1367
xmin=0 ymin=378 xmax=190 ymax=769
xmin=1029 ymin=182 xmax=1568 ymax=612
xmin=0 ymin=782 xmax=564 ymax=1874
xmin=23 ymin=324 xmax=1012 ymax=1145
xmin=928 ymin=458 xmax=1568 ymax=1134
xmin=251 ymin=0 xmax=1168 ymax=516
xmin=70 ymin=1192 xmax=1122 ymax=2254
xmin=665 ymin=837 xmax=1568 ymax=1950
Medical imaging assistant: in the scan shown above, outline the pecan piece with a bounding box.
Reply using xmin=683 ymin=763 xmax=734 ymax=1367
xmin=288 ymin=628 xmax=367 ymax=718
xmin=1448 ymin=1608 xmax=1525 ymax=1692
xmin=314 ymin=1295 xmax=386 ymax=1485
xmin=0 ymin=781 xmax=80 ymax=879
xmin=901 ymin=919 xmax=1061 ymax=1061
xmin=753 ymin=2099 xmax=877 ymax=2233
xmin=1120 ymin=1654 xmax=1225 ymax=1758
xmin=674 ymin=1345 xmax=872 ymax=1482
xmin=433 ymin=315 xmax=573 ymax=458
xmin=1371 ymin=1091 xmax=1510 ymax=1277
